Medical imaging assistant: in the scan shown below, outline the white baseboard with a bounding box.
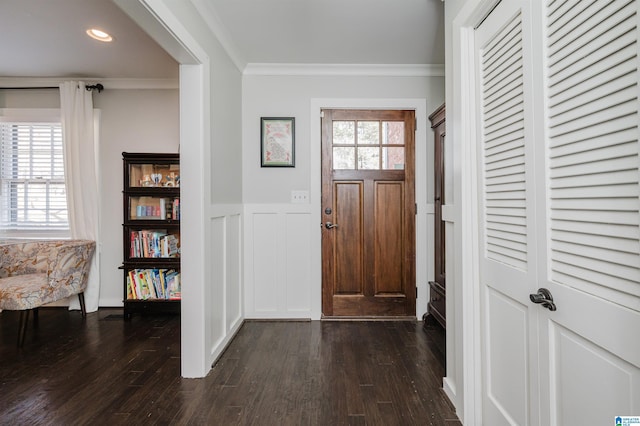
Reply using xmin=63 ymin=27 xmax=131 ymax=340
xmin=99 ymin=298 xmax=124 ymax=308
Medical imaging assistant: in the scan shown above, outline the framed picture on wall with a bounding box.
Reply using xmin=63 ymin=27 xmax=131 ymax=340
xmin=261 ymin=117 xmax=295 ymax=167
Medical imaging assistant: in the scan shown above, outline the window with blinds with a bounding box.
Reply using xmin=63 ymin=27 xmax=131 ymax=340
xmin=0 ymin=122 xmax=69 ymax=234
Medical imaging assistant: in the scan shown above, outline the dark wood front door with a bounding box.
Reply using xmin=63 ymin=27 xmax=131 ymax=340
xmin=321 ymin=109 xmax=416 ymax=317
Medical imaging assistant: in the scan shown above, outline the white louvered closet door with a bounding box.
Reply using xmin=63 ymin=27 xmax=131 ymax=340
xmin=475 ymin=1 xmax=541 ymax=424
xmin=476 ymin=0 xmax=639 ymax=424
xmin=536 ymin=0 xmax=640 ymax=424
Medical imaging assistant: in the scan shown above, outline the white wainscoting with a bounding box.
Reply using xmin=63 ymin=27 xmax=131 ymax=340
xmin=244 ymin=203 xmax=316 ymax=319
xmin=418 ymin=203 xmax=436 ymax=319
xmin=245 ymin=202 xmax=432 ymax=320
xmin=208 ymin=204 xmax=244 ymax=365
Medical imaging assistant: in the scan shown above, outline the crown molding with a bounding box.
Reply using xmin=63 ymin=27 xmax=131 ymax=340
xmin=243 ymin=63 xmax=445 ymax=77
xmin=0 ymin=77 xmax=179 ymax=90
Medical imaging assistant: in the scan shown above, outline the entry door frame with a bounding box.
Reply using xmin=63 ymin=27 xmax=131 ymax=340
xmin=310 ymin=98 xmax=430 ymax=320
xmin=321 ymin=108 xmax=417 ymax=317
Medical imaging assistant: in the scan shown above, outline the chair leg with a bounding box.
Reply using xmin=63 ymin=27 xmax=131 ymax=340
xmin=78 ymin=293 xmax=86 ymax=318
xmin=17 ymin=310 xmax=30 ymax=347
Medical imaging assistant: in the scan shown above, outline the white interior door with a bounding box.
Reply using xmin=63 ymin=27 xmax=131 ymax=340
xmin=536 ymin=0 xmax=640 ymax=424
xmin=475 ymin=1 xmax=540 ymax=424
xmin=476 ymin=0 xmax=640 ymax=425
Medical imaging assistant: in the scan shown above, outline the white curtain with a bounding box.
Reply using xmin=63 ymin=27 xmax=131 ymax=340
xmin=59 ymin=81 xmax=100 ymax=313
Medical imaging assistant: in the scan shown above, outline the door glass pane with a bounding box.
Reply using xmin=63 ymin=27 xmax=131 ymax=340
xmin=382 ymin=122 xmax=404 ymax=145
xmin=333 ymin=147 xmax=355 ymax=169
xmin=382 ymin=147 xmax=405 ymax=170
xmin=333 ymin=121 xmax=355 ymax=145
xmin=357 ymin=121 xmax=379 ymax=145
xmin=358 ymin=147 xmax=379 ymax=169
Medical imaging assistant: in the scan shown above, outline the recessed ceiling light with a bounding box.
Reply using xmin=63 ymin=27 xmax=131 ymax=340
xmin=86 ymin=28 xmax=113 ymax=42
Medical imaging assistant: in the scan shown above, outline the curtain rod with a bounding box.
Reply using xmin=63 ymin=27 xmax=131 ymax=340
xmin=0 ymin=84 xmax=104 ymax=93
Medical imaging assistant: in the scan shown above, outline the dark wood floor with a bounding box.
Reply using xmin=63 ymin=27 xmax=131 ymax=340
xmin=0 ymin=308 xmax=459 ymax=425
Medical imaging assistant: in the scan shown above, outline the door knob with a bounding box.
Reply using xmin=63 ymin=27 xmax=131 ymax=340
xmin=325 ymin=222 xmax=338 ymax=229
xmin=529 ymin=288 xmax=556 ymax=311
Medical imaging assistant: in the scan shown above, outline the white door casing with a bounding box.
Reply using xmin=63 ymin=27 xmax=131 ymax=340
xmin=475 ymin=0 xmax=640 ymax=425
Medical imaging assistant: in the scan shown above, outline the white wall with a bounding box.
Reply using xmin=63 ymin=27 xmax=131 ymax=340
xmin=97 ymin=89 xmax=179 ymax=306
xmin=0 ymin=87 xmax=179 ymax=308
xmin=134 ymin=0 xmax=245 ymax=378
xmin=0 ymin=89 xmax=59 ymax=109
xmin=243 ymin=74 xmax=443 ymax=203
xmin=242 ymin=72 xmax=444 ymax=319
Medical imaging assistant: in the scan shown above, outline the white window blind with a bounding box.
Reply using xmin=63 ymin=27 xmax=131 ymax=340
xmin=480 ymin=11 xmax=528 ymax=271
xmin=0 ymin=121 xmax=69 ymax=234
xmin=547 ymin=0 xmax=639 ymax=307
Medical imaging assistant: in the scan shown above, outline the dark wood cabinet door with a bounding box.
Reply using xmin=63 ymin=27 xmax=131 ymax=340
xmin=428 ymin=104 xmax=446 ymax=328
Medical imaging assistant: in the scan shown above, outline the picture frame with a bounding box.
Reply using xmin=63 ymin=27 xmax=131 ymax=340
xmin=261 ymin=117 xmax=295 ymax=167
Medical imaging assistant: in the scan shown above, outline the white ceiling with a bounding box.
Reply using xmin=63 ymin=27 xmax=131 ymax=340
xmin=0 ymin=0 xmax=178 ymax=79
xmin=0 ymin=0 xmax=444 ymax=80
xmin=201 ymin=0 xmax=445 ymax=67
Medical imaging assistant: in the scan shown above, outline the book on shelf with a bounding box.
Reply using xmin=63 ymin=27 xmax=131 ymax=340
xmin=132 ymin=197 xmax=180 ymax=220
xmin=130 ymin=230 xmax=180 ymax=258
xmin=172 ymin=198 xmax=180 ymax=220
xmin=166 ymin=270 xmax=181 ymax=299
xmin=159 ymin=198 xmax=179 ymax=221
xmin=126 ymin=268 xmax=181 ymax=301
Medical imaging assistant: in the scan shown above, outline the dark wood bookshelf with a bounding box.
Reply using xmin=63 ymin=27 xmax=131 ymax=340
xmin=121 ymin=152 xmax=180 ymax=319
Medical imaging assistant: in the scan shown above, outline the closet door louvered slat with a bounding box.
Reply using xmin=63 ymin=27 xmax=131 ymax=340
xmin=547 ymin=0 xmax=640 ymax=306
xmin=481 ymin=11 xmax=528 ymax=270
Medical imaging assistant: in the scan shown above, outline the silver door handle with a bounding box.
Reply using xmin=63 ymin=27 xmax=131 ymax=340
xmin=325 ymin=222 xmax=338 ymax=229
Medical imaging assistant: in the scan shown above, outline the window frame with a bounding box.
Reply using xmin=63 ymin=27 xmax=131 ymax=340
xmin=331 ymin=119 xmax=406 ymax=171
xmin=0 ymin=108 xmax=70 ymax=239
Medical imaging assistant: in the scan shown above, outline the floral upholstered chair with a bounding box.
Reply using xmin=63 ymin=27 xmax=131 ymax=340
xmin=0 ymin=240 xmax=95 ymax=346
